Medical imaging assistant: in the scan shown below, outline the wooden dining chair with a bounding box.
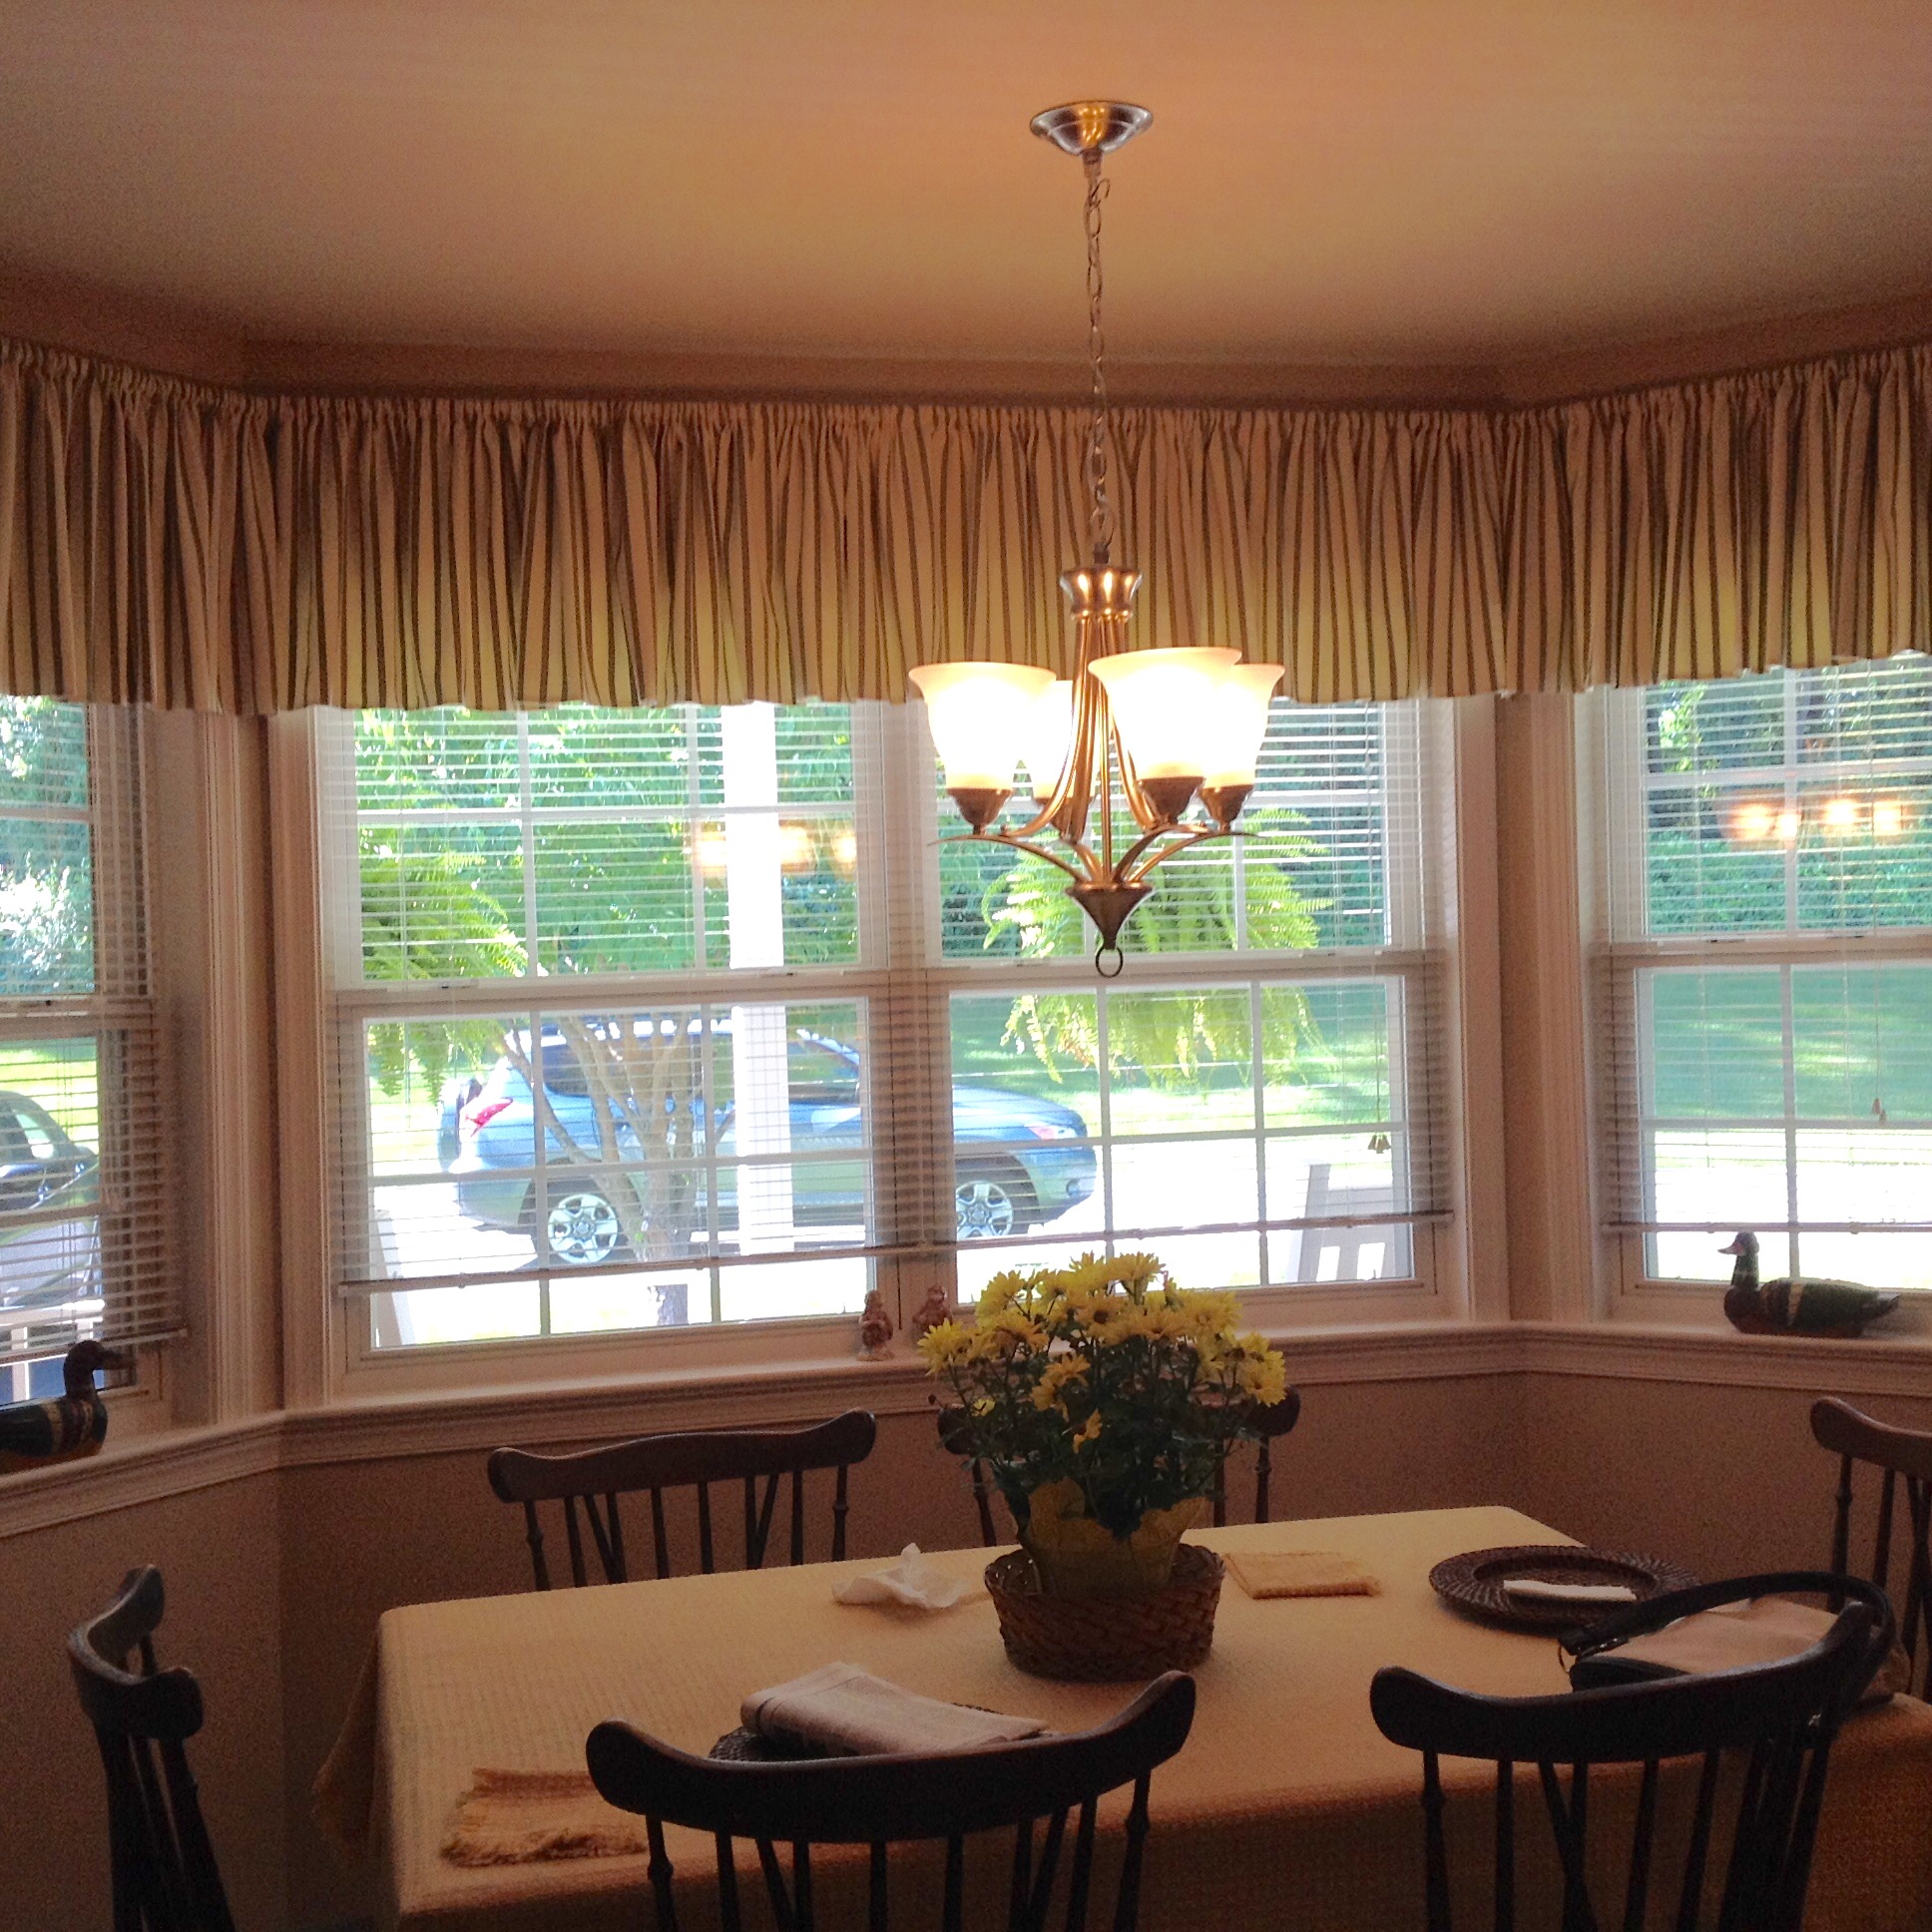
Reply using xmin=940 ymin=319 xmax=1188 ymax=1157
xmin=1209 ymin=1388 xmax=1303 ymax=1527
xmin=488 ymin=1408 xmax=877 ymax=1589
xmin=1811 ymin=1396 xmax=1932 ymax=1695
xmin=936 ymin=1405 xmax=1004 ymax=1548
xmin=1371 ymin=1572 xmax=1891 ymax=1932
xmin=586 ymin=1672 xmax=1196 ymax=1932
xmin=67 ymin=1566 xmax=237 ymax=1932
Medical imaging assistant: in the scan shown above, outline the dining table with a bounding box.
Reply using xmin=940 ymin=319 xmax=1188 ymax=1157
xmin=314 ymin=1503 xmax=1932 ymax=1932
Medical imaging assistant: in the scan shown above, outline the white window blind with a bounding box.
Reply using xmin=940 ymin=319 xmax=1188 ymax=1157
xmin=1587 ymin=657 xmax=1932 ymax=1290
xmin=0 ymin=701 xmax=175 ymax=1384
xmin=326 ymin=695 xmax=1453 ymax=1357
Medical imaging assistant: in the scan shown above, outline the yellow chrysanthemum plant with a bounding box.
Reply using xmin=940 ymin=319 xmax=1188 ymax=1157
xmin=921 ymin=1252 xmax=1289 ymax=1598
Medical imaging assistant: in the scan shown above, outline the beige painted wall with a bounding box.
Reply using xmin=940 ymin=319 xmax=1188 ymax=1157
xmin=0 ymin=1473 xmax=285 ymax=1932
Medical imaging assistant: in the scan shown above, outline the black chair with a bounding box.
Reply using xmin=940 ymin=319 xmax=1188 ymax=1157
xmin=586 ymin=1672 xmax=1196 ymax=1932
xmin=68 ymin=1566 xmax=237 ymax=1932
xmin=1370 ymin=1573 xmax=1892 ymax=1932
xmin=1209 ymin=1388 xmax=1303 ymax=1527
xmin=488 ymin=1409 xmax=877 ymax=1588
xmin=936 ymin=1405 xmax=1004 ymax=1548
xmin=1812 ymin=1396 xmax=1932 ymax=1695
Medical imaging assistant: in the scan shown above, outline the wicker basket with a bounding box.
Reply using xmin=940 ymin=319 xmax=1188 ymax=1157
xmin=985 ymin=1542 xmax=1225 ymax=1681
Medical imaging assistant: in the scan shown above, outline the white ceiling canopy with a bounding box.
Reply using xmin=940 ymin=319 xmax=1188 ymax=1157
xmin=5 ymin=0 xmax=1932 ymax=378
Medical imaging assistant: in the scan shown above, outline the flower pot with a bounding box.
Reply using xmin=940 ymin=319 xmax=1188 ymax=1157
xmin=986 ymin=1542 xmax=1225 ymax=1681
xmin=1018 ymin=1483 xmax=1206 ymax=1599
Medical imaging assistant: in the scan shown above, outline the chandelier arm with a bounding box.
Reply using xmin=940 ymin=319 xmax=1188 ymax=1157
xmin=1116 ymin=824 xmax=1229 ymax=887
xmin=1111 ymin=725 xmax=1168 ymax=833
xmin=935 ymin=828 xmax=1089 ymax=882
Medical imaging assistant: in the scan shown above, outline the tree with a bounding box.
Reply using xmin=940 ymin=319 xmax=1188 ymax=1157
xmin=984 ymin=806 xmax=1326 ymax=1090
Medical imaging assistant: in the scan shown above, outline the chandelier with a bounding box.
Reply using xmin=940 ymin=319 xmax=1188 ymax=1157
xmin=910 ymin=101 xmax=1282 ymax=975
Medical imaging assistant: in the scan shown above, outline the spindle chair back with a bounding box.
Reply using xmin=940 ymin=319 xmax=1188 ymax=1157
xmin=1371 ymin=1573 xmax=1889 ymax=1932
xmin=1811 ymin=1396 xmax=1932 ymax=1695
xmin=585 ymin=1672 xmax=1196 ymax=1932
xmin=1209 ymin=1388 xmax=1303 ymax=1527
xmin=936 ymin=1405 xmax=1003 ymax=1547
xmin=68 ymin=1566 xmax=237 ymax=1932
xmin=489 ymin=1409 xmax=876 ymax=1589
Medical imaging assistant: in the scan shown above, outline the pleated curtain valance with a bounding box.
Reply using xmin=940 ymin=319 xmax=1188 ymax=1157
xmin=0 ymin=336 xmax=1926 ymax=714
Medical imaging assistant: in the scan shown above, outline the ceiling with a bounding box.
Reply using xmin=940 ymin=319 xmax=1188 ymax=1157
xmin=6 ymin=0 xmax=1932 ymax=390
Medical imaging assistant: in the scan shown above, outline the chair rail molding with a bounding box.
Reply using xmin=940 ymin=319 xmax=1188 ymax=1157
xmin=9 ymin=1321 xmax=1932 ymax=1540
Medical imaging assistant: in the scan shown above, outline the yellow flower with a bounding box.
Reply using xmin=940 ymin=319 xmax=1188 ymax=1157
xmin=1030 ymin=1357 xmax=1090 ymax=1409
xmin=916 ymin=1319 xmax=972 ymax=1371
xmin=1112 ymin=1251 xmax=1164 ymax=1291
xmin=976 ymin=1271 xmax=1032 ymax=1321
xmin=986 ymin=1304 xmax=1046 ymax=1350
xmin=1072 ymin=1411 xmax=1103 ymax=1447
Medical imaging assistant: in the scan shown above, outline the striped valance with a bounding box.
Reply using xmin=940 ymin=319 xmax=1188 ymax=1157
xmin=0 ymin=338 xmax=1926 ymax=713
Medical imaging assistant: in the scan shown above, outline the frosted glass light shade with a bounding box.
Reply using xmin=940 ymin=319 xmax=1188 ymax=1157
xmin=1020 ymin=681 xmax=1076 ymax=799
xmin=1088 ymin=648 xmax=1239 ymax=778
xmin=909 ymin=662 xmax=1055 ymax=791
xmin=1203 ymin=663 xmax=1285 ymax=787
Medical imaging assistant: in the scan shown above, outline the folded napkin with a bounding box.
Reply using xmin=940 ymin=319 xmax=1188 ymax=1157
xmin=442 ymin=1769 xmax=645 ymax=1867
xmin=1503 ymin=1578 xmax=1638 ymax=1605
xmin=1223 ymin=1550 xmax=1380 ymax=1600
xmin=742 ymin=1664 xmax=1048 ymax=1755
xmin=1599 ymin=1597 xmax=1909 ymax=1705
xmin=832 ymin=1543 xmax=977 ymax=1611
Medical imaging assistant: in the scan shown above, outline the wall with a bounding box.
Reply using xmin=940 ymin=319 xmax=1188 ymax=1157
xmin=1523 ymin=1373 xmax=1932 ymax=1582
xmin=0 ymin=1472 xmax=285 ymax=1932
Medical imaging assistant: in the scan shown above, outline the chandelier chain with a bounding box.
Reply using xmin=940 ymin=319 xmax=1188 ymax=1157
xmin=1083 ymin=147 xmax=1114 ymax=563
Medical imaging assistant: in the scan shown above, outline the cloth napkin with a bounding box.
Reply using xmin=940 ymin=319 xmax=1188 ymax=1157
xmin=1223 ymin=1550 xmax=1381 ymax=1600
xmin=1502 ymin=1578 xmax=1638 ymax=1605
xmin=831 ymin=1543 xmax=977 ymax=1611
xmin=742 ymin=1664 xmax=1048 ymax=1755
xmin=441 ymin=1769 xmax=645 ymax=1866
xmin=1601 ymin=1597 xmax=1909 ymax=1705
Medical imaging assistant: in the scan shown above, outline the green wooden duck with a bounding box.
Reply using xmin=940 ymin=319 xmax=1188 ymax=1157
xmin=1720 ymin=1231 xmax=1901 ymax=1337
xmin=0 ymin=1339 xmax=125 ymax=1473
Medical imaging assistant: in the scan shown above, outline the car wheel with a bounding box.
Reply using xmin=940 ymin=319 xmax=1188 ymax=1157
xmin=954 ymin=1167 xmax=1030 ymax=1240
xmin=539 ymin=1185 xmax=631 ymax=1266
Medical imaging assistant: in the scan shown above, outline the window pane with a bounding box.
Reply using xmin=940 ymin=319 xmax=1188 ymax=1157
xmin=356 ymin=999 xmax=872 ymax=1345
xmin=1643 ymin=661 xmax=1932 ymax=937
xmin=1639 ymin=960 xmax=1932 ymax=1286
xmin=355 ymin=704 xmax=858 ymax=981
xmin=949 ymin=974 xmax=1414 ymax=1294
xmin=0 ymin=699 xmax=94 ymax=997
xmin=0 ymin=1037 xmax=103 ymax=1355
xmin=360 ymin=826 xmax=526 ymax=981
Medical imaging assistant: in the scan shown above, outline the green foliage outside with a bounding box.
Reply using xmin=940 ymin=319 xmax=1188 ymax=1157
xmin=0 ymin=699 xmax=94 ymax=998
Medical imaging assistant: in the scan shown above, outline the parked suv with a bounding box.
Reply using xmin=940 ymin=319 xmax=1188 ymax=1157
xmin=438 ymin=1027 xmax=1096 ymax=1266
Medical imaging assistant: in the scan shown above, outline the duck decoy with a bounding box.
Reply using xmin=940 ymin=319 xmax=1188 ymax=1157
xmin=1720 ymin=1231 xmax=1901 ymax=1338
xmin=0 ymin=1339 xmax=126 ymax=1473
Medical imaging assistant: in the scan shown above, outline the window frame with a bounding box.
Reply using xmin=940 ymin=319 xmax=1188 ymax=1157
xmin=275 ymin=695 xmax=1484 ymax=1404
xmin=1580 ymin=678 xmax=1932 ymax=1332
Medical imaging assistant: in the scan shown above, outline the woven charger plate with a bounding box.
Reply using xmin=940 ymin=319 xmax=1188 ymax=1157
xmin=1429 ymin=1544 xmax=1697 ymax=1634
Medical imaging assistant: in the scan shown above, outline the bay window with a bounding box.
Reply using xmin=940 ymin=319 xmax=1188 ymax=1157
xmin=1586 ymin=657 xmax=1932 ymax=1301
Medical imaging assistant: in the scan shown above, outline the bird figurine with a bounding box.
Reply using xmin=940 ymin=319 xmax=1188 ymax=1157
xmin=1720 ymin=1232 xmax=1901 ymax=1338
xmin=856 ymin=1288 xmax=895 ymax=1361
xmin=0 ymin=1339 xmax=126 ymax=1474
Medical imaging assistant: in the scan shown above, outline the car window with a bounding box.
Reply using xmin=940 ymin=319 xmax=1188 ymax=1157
xmin=0 ymin=1109 xmax=30 ymax=1166
xmin=16 ymin=1106 xmax=57 ymax=1161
